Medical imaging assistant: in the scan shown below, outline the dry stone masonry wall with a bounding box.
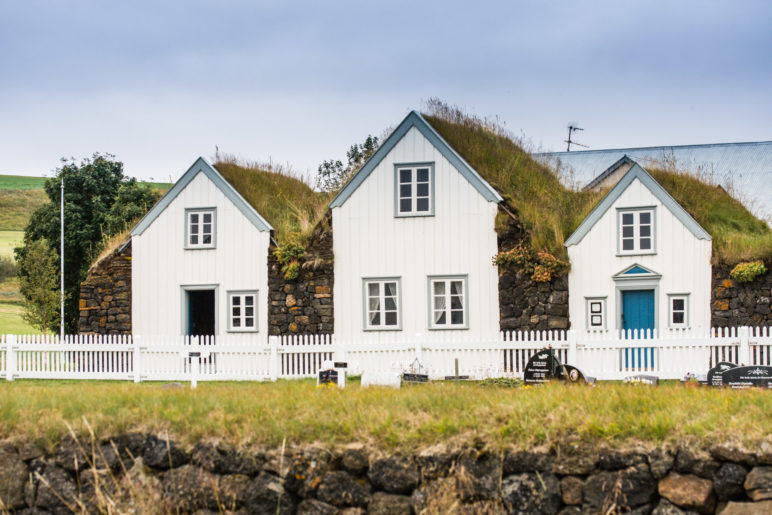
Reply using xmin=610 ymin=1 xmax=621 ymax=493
xmin=712 ymin=264 xmax=772 ymax=327
xmin=2 ymin=435 xmax=771 ymax=513
xmin=268 ymin=214 xmax=334 ymax=335
xmin=497 ymin=206 xmax=570 ymax=332
xmin=78 ymin=242 xmax=132 ymax=335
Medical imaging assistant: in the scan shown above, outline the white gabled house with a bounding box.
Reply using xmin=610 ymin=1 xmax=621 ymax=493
xmin=565 ymin=157 xmax=712 ymax=336
xmin=130 ymin=157 xmax=273 ymax=339
xmin=329 ymin=111 xmax=504 ymax=340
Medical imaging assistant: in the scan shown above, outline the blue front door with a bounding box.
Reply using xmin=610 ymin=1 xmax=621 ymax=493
xmin=621 ymin=289 xmax=655 ymax=369
xmin=622 ymin=290 xmax=655 ymax=333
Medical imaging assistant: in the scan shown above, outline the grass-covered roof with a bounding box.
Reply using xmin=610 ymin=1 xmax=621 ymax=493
xmin=421 ymin=104 xmax=772 ymax=265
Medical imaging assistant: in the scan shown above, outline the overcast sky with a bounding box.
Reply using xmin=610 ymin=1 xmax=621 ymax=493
xmin=1 ymin=1 xmax=770 ymax=183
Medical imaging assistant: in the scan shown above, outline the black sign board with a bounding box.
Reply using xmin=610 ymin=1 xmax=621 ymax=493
xmin=707 ymin=361 xmax=738 ymax=387
xmin=444 ymin=375 xmax=470 ymax=381
xmin=318 ymin=369 xmax=338 ymax=385
xmin=720 ymin=366 xmax=772 ymax=389
xmin=402 ymin=373 xmax=429 ymax=383
xmin=334 ymin=362 xmax=348 ymax=369
xmin=524 ymin=349 xmax=561 ymax=385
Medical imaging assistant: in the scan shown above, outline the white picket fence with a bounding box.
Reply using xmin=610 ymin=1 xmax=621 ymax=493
xmin=0 ymin=326 xmax=770 ymax=383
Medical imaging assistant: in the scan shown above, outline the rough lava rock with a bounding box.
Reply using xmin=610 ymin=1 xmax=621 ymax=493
xmin=582 ymin=465 xmax=657 ymax=513
xmin=368 ymin=456 xmax=420 ymax=495
xmin=719 ymin=500 xmax=772 ymax=515
xmin=743 ymin=466 xmax=772 ymax=501
xmin=658 ymin=472 xmax=715 ymax=514
xmin=297 ymin=498 xmax=339 ymax=515
xmin=712 ymin=462 xmax=748 ymax=501
xmin=317 ymin=470 xmax=372 ymax=508
xmin=142 ymin=434 xmax=188 ymax=470
xmin=244 ymin=471 xmax=295 ymax=515
xmin=649 ymin=448 xmax=676 ymax=480
xmin=367 ymin=491 xmax=413 ymax=515
xmin=0 ymin=443 xmax=28 ymax=510
xmin=503 ymin=450 xmax=554 ymax=474
xmin=342 ymin=447 xmax=370 ymax=476
xmin=675 ymin=449 xmax=720 ymax=480
xmin=559 ymin=475 xmax=583 ymax=506
xmin=455 ymin=451 xmax=502 ymax=501
xmin=501 ymin=472 xmax=560 ymax=514
xmin=192 ymin=439 xmax=260 ymax=476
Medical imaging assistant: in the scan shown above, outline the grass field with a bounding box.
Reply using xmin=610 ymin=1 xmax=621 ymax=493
xmin=0 ymin=174 xmax=47 ymax=190
xmin=0 ymin=229 xmax=23 ymax=257
xmin=0 ymin=300 xmax=38 ymax=334
xmin=0 ymin=379 xmax=768 ymax=451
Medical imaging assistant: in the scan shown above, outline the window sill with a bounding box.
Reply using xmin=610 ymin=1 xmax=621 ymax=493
xmin=428 ymin=326 xmax=469 ymax=331
xmin=395 ymin=212 xmax=435 ymax=218
xmin=615 ymin=252 xmax=656 ymax=257
xmin=363 ymin=327 xmax=402 ymax=332
xmin=185 ymin=246 xmax=217 ymax=250
xmin=227 ymin=329 xmax=259 ymax=333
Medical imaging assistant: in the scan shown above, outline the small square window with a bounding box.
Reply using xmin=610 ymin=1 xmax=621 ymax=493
xmin=618 ymin=208 xmax=655 ymax=254
xmin=186 ymin=209 xmax=216 ymax=249
xmin=586 ymin=298 xmax=606 ymax=329
xmin=229 ymin=292 xmax=258 ymax=332
xmin=395 ymin=164 xmax=434 ymax=216
xmin=669 ymin=295 xmax=688 ymax=328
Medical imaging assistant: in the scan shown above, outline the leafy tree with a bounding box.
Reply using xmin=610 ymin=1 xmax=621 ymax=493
xmin=15 ymin=153 xmax=160 ymax=334
xmin=17 ymin=239 xmax=60 ymax=334
xmin=315 ymin=135 xmax=379 ymax=192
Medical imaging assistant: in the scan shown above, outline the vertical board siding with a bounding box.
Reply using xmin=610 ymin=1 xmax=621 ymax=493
xmin=132 ymin=171 xmax=271 ymax=339
xmin=568 ymin=178 xmax=712 ymax=335
xmin=333 ymin=127 xmax=500 ymax=340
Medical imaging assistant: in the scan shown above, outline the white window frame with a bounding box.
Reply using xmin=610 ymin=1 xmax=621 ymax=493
xmin=428 ymin=275 xmax=469 ymax=330
xmin=668 ymin=294 xmax=689 ymax=328
xmin=617 ymin=207 xmax=655 ymax=255
xmin=394 ymin=163 xmax=434 ymax=217
xmin=585 ymin=297 xmax=607 ymax=330
xmin=363 ymin=278 xmax=401 ymax=331
xmin=228 ymin=290 xmax=258 ymax=332
xmin=185 ymin=208 xmax=216 ymax=249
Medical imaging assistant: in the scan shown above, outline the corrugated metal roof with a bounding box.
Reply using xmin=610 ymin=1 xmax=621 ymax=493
xmin=534 ymin=141 xmax=772 ymax=224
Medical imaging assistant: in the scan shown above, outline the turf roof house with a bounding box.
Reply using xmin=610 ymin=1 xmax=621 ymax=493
xmin=565 ymin=157 xmax=712 ymax=335
xmin=330 ymin=111 xmax=505 ymax=340
xmin=130 ymin=158 xmax=273 ymax=338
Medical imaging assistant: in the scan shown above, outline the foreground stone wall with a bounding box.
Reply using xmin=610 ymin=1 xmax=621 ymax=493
xmin=1 ymin=434 xmax=771 ymax=513
xmin=268 ymin=213 xmax=334 ymax=335
xmin=497 ymin=206 xmax=570 ymax=332
xmin=78 ymin=242 xmax=132 ymax=335
xmin=712 ymin=264 xmax=772 ymax=327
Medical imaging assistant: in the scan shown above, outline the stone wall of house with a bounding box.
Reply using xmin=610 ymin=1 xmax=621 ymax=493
xmin=268 ymin=213 xmax=334 ymax=335
xmin=497 ymin=206 xmax=570 ymax=332
xmin=78 ymin=242 xmax=132 ymax=335
xmin=712 ymin=263 xmax=772 ymax=327
xmin=2 ymin=434 xmax=770 ymax=513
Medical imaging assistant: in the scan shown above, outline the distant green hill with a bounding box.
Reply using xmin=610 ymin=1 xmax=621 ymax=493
xmin=0 ymin=174 xmax=47 ymax=190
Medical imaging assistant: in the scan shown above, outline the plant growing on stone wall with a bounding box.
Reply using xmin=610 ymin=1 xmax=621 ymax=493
xmin=274 ymin=239 xmax=306 ymax=280
xmin=494 ymin=243 xmax=569 ymax=283
xmin=729 ymin=260 xmax=767 ymax=283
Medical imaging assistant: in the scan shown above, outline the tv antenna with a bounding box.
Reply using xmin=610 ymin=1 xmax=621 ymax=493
xmin=565 ymin=124 xmax=588 ymax=152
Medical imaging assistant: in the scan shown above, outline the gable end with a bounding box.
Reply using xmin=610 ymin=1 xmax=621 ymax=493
xmin=130 ymin=157 xmax=274 ymax=236
xmin=565 ymin=160 xmax=711 ymax=247
xmin=329 ymin=111 xmax=502 ymax=208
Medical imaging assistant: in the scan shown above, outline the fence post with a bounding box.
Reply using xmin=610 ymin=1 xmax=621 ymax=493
xmin=6 ymin=335 xmax=16 ymax=382
xmin=191 ymin=351 xmax=199 ymax=389
xmin=133 ymin=335 xmax=142 ymax=383
xmin=566 ymin=330 xmax=578 ymax=366
xmin=269 ymin=336 xmax=279 ymax=381
xmin=738 ymin=326 xmax=750 ymax=366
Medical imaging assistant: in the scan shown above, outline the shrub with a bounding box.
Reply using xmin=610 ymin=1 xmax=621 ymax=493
xmin=494 ymin=243 xmax=569 ymax=283
xmin=730 ymin=260 xmax=767 ymax=283
xmin=274 ymin=239 xmax=306 ymax=280
xmin=0 ymin=255 xmax=16 ymax=281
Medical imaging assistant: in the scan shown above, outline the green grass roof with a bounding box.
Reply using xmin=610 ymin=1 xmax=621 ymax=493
xmin=423 ymin=112 xmax=772 ymax=265
xmin=214 ymin=158 xmax=331 ymax=244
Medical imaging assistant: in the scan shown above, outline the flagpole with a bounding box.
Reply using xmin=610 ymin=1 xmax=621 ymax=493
xmin=60 ymin=178 xmax=65 ymax=342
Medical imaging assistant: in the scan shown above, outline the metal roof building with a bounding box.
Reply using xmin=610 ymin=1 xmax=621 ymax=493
xmin=534 ymin=141 xmax=772 ymax=224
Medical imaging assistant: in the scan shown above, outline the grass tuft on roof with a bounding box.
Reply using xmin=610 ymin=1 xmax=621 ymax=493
xmin=422 ymin=101 xmax=772 ymax=265
xmin=214 ymin=156 xmax=331 ymax=244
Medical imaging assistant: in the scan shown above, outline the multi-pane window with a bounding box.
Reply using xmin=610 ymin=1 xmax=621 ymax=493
xmin=586 ymin=298 xmax=606 ymax=329
xmin=229 ymin=292 xmax=257 ymax=331
xmin=187 ymin=209 xmax=215 ymax=248
xmin=364 ymin=279 xmax=400 ymax=329
xmin=430 ymin=277 xmax=467 ymax=329
xmin=669 ymin=295 xmax=688 ymax=328
xmin=619 ymin=209 xmax=654 ymax=253
xmin=396 ymin=165 xmax=432 ymax=215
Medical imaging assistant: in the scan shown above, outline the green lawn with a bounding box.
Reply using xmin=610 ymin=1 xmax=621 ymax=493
xmin=0 ymin=379 xmax=768 ymax=452
xmin=0 ymin=230 xmax=23 ymax=258
xmin=0 ymin=301 xmax=39 ymax=334
xmin=0 ymin=174 xmax=47 ymax=190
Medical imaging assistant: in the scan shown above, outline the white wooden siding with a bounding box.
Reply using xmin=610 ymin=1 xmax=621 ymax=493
xmin=568 ymin=177 xmax=712 ymax=333
xmin=132 ymin=171 xmax=270 ymax=339
xmin=333 ymin=126 xmax=500 ymax=340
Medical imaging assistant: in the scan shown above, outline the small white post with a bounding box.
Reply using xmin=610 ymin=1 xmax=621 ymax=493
xmin=738 ymin=326 xmax=750 ymax=366
xmin=269 ymin=335 xmax=279 ymax=381
xmin=133 ymin=335 xmax=141 ymax=383
xmin=566 ymin=329 xmax=578 ymax=366
xmin=6 ymin=335 xmax=16 ymax=381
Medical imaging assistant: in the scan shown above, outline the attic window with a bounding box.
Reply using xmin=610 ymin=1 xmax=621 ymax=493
xmin=395 ymin=163 xmax=434 ymax=217
xmin=186 ymin=208 xmax=216 ymax=249
xmin=618 ymin=208 xmax=655 ymax=254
